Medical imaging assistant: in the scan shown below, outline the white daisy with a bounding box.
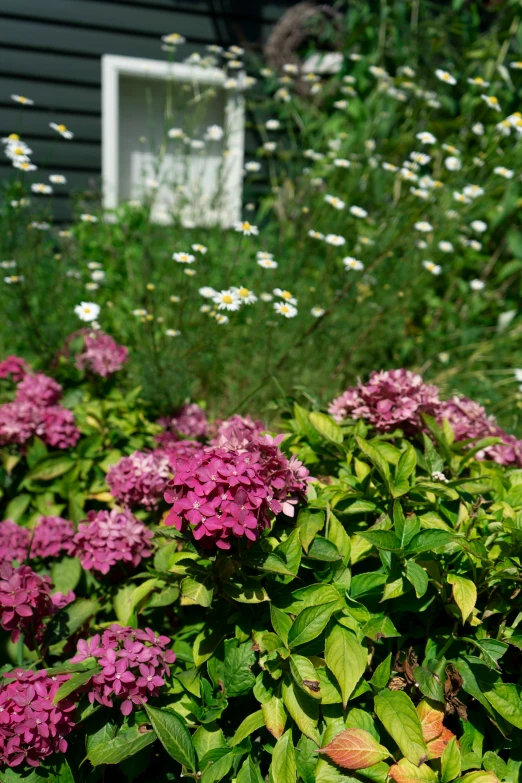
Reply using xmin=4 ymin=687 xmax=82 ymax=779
xmin=481 ymin=95 xmax=501 ymax=112
xmin=192 ymin=244 xmax=207 ymax=254
xmin=199 ymin=287 xmax=216 ymax=299
xmin=470 ymin=220 xmax=487 ymax=233
xmin=472 ymin=122 xmax=485 ymax=136
xmin=333 ymin=158 xmax=350 ymax=168
xmin=75 ymin=301 xmax=100 ymax=322
xmin=49 ymin=174 xmax=66 ymax=184
xmin=414 ymin=221 xmax=433 ymax=232
xmin=232 ymin=286 xmax=257 ymax=305
xmin=213 ymin=289 xmax=241 ymax=311
xmin=273 ymin=288 xmax=297 ymax=305
xmin=173 ymin=251 xmax=195 ymax=264
xmin=325 ymin=234 xmax=346 ymax=246
xmin=31 ymin=183 xmax=53 ymax=195
xmin=494 ymin=166 xmax=513 ymax=179
xmin=308 ymin=230 xmax=324 ymax=240
xmin=445 ymin=156 xmax=462 ymax=171
xmin=49 ymin=122 xmax=74 ymax=139
xmin=438 ymin=241 xmax=454 ymax=253
xmin=343 ymin=257 xmax=364 ymax=271
xmin=311 ymin=306 xmax=325 ymax=317
xmin=235 ymin=221 xmax=259 ymax=236
xmin=416 ymin=132 xmax=437 ymax=145
xmin=81 ymin=214 xmax=98 ymax=223
xmin=11 ymin=95 xmax=34 ymax=105
xmin=168 ymin=128 xmax=185 ymax=139
xmin=435 ymin=69 xmax=457 ymax=85
xmin=325 ymin=194 xmax=346 ymax=210
xmin=257 ymin=258 xmax=278 ymax=269
xmin=470 ymin=279 xmax=485 ymax=291
xmin=165 ymin=329 xmax=181 ymax=337
xmin=274 ymin=302 xmax=297 ymax=318
xmin=265 ymin=119 xmax=280 ymax=130
xmin=422 ymin=260 xmax=442 ymax=275
xmin=350 ymin=205 xmax=368 ymax=218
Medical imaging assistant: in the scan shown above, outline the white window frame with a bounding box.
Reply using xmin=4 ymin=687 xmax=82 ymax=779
xmin=101 ymin=54 xmax=245 ymax=226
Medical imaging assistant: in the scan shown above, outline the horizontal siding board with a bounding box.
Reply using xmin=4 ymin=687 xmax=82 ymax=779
xmin=99 ymin=0 xmax=298 ymax=23
xmin=3 ymin=138 xmax=101 ymax=169
xmin=0 ymin=49 xmax=101 ymax=86
xmin=0 ymin=108 xmax=101 ymax=141
xmin=0 ymin=165 xmax=99 ymax=191
xmin=0 ymin=76 xmax=100 ymax=113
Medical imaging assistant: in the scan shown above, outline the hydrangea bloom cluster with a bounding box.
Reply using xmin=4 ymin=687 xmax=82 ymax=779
xmin=328 ymin=369 xmax=441 ymax=433
xmin=30 ymin=516 xmax=75 ymax=559
xmin=155 ymin=440 xmax=206 ymax=471
xmin=438 ymin=396 xmax=522 ymax=466
xmin=210 ymin=414 xmax=265 ymax=446
xmin=0 ymin=563 xmax=56 ymax=644
xmin=0 ymin=371 xmax=80 ymax=450
xmin=72 ymin=509 xmax=153 ymax=575
xmin=70 ymin=625 xmax=175 ymax=715
xmin=164 ymin=438 xmax=308 ymax=549
xmin=75 ymin=330 xmax=129 ymax=377
xmin=107 ymin=450 xmax=171 ymax=509
xmin=0 ymin=356 xmax=29 ymax=382
xmin=0 ymin=520 xmax=30 ymax=565
xmin=0 ymin=669 xmax=76 ymax=767
xmin=157 ymin=403 xmax=208 ymax=442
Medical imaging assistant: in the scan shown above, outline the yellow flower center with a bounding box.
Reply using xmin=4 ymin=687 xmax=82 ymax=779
xmin=281 ymin=291 xmax=292 ymax=300
xmin=57 ymin=124 xmax=67 ymax=132
xmin=242 ymin=222 xmax=251 ymax=230
xmin=489 ymin=97 xmax=498 ymax=104
xmin=239 ymin=287 xmax=249 ymax=297
xmin=13 ymin=147 xmax=24 ymax=156
xmin=8 ymin=133 xmax=19 ymax=141
xmin=222 ymin=295 xmax=233 ymax=304
xmin=280 ymin=305 xmax=289 ymax=313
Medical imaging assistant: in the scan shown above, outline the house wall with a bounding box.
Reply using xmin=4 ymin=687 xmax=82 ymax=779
xmin=0 ymin=0 xmax=297 ymax=221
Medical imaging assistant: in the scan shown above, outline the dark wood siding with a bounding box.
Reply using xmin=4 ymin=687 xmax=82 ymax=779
xmin=0 ymin=0 xmax=296 ymax=220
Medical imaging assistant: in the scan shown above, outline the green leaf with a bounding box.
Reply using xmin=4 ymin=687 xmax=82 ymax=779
xmin=4 ymin=494 xmax=31 ymax=523
xmin=356 ymin=437 xmax=391 ymax=491
xmin=370 ymin=654 xmax=392 ymax=691
xmin=406 ymin=530 xmax=454 ymax=554
xmin=362 ymin=615 xmax=400 ymax=641
xmin=441 ymin=737 xmax=461 ymax=783
xmin=51 ymin=557 xmax=82 ymax=595
xmin=309 ymin=412 xmax=343 ymax=444
xmin=23 ymin=456 xmax=75 ymax=483
xmin=201 ymin=751 xmax=235 ymax=783
xmin=289 ymin=654 xmax=321 ymax=699
xmin=223 ymin=581 xmax=269 ymax=603
xmin=143 ymin=704 xmax=196 ymax=771
xmin=374 ymin=690 xmax=428 ymax=766
xmin=276 ymin=529 xmax=302 ymax=576
xmin=298 ymin=508 xmax=325 ymax=553
xmin=237 ymin=756 xmax=264 ymax=783
xmin=482 ymin=682 xmax=522 ymax=730
xmin=327 ymin=511 xmax=351 ymax=564
xmin=224 ymin=640 xmax=256 ymax=697
xmin=271 ymin=605 xmax=293 ymax=647
xmin=229 ymin=710 xmax=265 ymax=746
xmin=413 ymin=666 xmax=444 ymax=703
xmin=325 ymin=624 xmax=367 ymax=708
xmin=181 ymin=575 xmax=213 ymax=607
xmin=193 ymin=627 xmax=225 ymax=667
xmin=393 ymin=503 xmax=419 ymax=547
xmin=87 ymin=720 xmax=157 ymax=766
xmin=271 ymin=729 xmax=296 ymax=783
xmin=257 ymin=553 xmax=297 ymax=577
xmin=482 ymin=752 xmax=507 ymax=781
xmin=405 ymin=561 xmax=429 ymax=598
xmin=359 ymin=530 xmax=402 ymax=551
xmin=396 ymin=445 xmax=416 ymax=485
xmin=282 ymin=677 xmax=319 ymax=744
xmin=45 ymin=598 xmax=99 ymax=648
xmin=52 ymin=667 xmax=99 ymax=703
xmin=447 ymin=574 xmax=477 ymax=623
xmin=307 ymin=536 xmax=342 ymax=561
xmin=262 ymin=694 xmax=287 ymax=739
xmin=288 ymin=601 xmax=339 ymax=648
xmin=296 ymin=735 xmax=319 ymax=783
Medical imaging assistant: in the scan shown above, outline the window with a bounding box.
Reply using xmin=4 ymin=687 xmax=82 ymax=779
xmin=102 ymin=55 xmax=245 ymax=226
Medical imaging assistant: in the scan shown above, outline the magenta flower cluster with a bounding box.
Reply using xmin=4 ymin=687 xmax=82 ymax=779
xmin=0 ymin=356 xmax=29 ymax=383
xmin=209 ymin=414 xmax=264 ymax=446
xmin=0 ymin=517 xmax=75 ymax=565
xmin=0 ymin=669 xmax=76 ymax=767
xmin=70 ymin=625 xmax=175 ymax=715
xmin=107 ymin=450 xmax=171 ymax=509
xmin=0 ymin=563 xmax=56 ymax=645
xmin=75 ymin=330 xmax=129 ymax=377
xmin=157 ymin=403 xmax=208 ymax=442
xmin=72 ymin=508 xmax=153 ymax=575
xmin=329 ymin=369 xmax=441 ymax=434
xmin=329 ymin=368 xmax=522 ymax=467
xmin=155 ymin=440 xmax=206 ymax=471
xmin=0 ymin=368 xmax=80 ymax=450
xmin=164 ymin=435 xmax=309 ymax=549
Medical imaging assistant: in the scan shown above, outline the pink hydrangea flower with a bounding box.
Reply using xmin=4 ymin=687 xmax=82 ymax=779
xmin=164 ymin=439 xmax=308 ymax=549
xmin=40 ymin=406 xmax=80 ymax=449
xmin=0 ymin=401 xmax=44 ymax=446
xmin=328 ymin=369 xmax=441 ymax=434
xmin=30 ymin=516 xmax=75 ymax=559
xmin=154 ymin=441 xmax=206 ymax=471
xmin=107 ymin=451 xmax=171 ymax=509
xmin=0 ymin=356 xmax=30 ymax=382
xmin=72 ymin=509 xmax=153 ymax=575
xmin=75 ymin=330 xmax=129 ymax=377
xmin=70 ymin=624 xmax=175 ymax=715
xmin=439 ymin=396 xmax=522 ymax=467
xmin=0 ymin=521 xmax=30 ymax=565
xmin=16 ymin=373 xmax=62 ymax=407
xmin=209 ymin=414 xmax=264 ymax=446
xmin=157 ymin=403 xmax=208 ymax=441
xmin=0 ymin=563 xmax=56 ymax=645
xmin=0 ymin=669 xmax=75 ymax=767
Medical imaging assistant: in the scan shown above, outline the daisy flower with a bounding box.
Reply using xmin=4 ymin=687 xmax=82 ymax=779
xmin=274 ymin=302 xmax=297 ymax=318
xmin=11 ymin=94 xmax=34 ymax=105
xmin=467 ymin=76 xmax=490 ymax=87
xmin=438 ymin=241 xmax=454 ymax=253
xmin=472 ymin=122 xmax=484 ymax=136
xmin=257 ymin=251 xmax=274 ymax=261
xmin=184 ymin=269 xmax=196 ymax=277
xmin=50 ymin=123 xmax=74 ymax=139
xmin=333 ymin=158 xmax=350 ymax=168
xmin=49 ymin=174 xmax=66 ymax=184
xmin=444 ymin=156 xmax=461 ymax=171
xmin=481 ymin=95 xmax=501 ymax=112
xmin=257 ymin=259 xmax=278 ymax=269
xmin=162 ymin=33 xmax=186 ymax=44
xmin=422 ymin=260 xmax=442 ymax=275
xmin=382 ymin=162 xmax=399 ymax=172
xmin=132 ymin=309 xmax=147 ymax=317
xmin=232 ymin=286 xmax=257 ymax=304
xmin=311 ymin=306 xmax=325 ymax=317
xmin=343 ymin=257 xmax=364 ymax=271
xmin=325 ymin=234 xmax=346 ymax=246
xmin=416 ymin=131 xmax=436 ymax=145
xmin=213 ymin=290 xmax=241 ymax=311
xmin=414 ymin=221 xmax=433 ymax=232
xmin=494 ymin=166 xmax=513 ymax=179
xmin=453 ymin=191 xmax=471 ymax=204
xmin=31 ymin=183 xmax=53 ymax=195
xmin=325 ymin=194 xmax=346 ymax=210
xmin=81 ymin=214 xmax=98 ymax=223
xmin=435 ymin=69 xmax=457 ymax=85
xmin=260 ymin=293 xmax=273 ymax=302
xmin=199 ymin=287 xmax=216 ymax=299
xmin=235 ymin=221 xmax=259 ymax=236
xmin=168 ymin=128 xmax=184 ymax=139
xmin=308 ymin=230 xmax=324 ymax=240
xmin=245 ymin=161 xmax=261 ymax=173
xmin=470 ymin=279 xmax=485 ymax=291
xmin=350 ymin=206 xmax=368 ymax=218
xmin=173 ymin=251 xmax=195 ymax=264
xmin=410 ymin=152 xmax=431 ymax=166
xmin=13 ymin=161 xmax=37 ymax=172
xmin=215 ymin=314 xmax=229 ymax=324
xmin=263 ymin=142 xmax=277 ymax=152
xmin=463 ymin=184 xmax=484 ymax=199
xmin=265 ymin=119 xmax=280 ymax=130
xmin=192 ymin=244 xmax=207 ymax=254
xmin=5 ymin=141 xmax=32 ymax=162
xmin=510 ymin=61 xmax=522 ymax=69
xmin=165 ymin=329 xmax=181 ymax=337
xmin=75 ymin=301 xmax=100 ymax=322
xmin=273 ymin=288 xmax=297 ymax=305
xmin=470 ymin=220 xmax=487 ymax=233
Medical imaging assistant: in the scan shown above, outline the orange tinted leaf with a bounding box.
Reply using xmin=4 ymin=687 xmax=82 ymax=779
xmin=390 ymin=759 xmax=437 ymax=783
xmin=319 ymin=728 xmax=390 ymax=770
xmin=427 ymin=727 xmax=456 ymax=760
xmin=417 ymin=699 xmax=444 ymax=742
